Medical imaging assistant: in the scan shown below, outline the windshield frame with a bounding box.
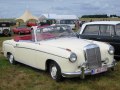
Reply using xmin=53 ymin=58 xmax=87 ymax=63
xmin=32 ymin=25 xmax=76 ymax=42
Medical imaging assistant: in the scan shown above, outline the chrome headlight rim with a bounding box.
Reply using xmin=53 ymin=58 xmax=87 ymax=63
xmin=69 ymin=53 xmax=77 ymax=63
xmin=108 ymin=45 xmax=114 ymax=55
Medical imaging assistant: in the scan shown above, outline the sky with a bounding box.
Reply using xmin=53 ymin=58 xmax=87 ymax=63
xmin=0 ymin=0 xmax=120 ymax=18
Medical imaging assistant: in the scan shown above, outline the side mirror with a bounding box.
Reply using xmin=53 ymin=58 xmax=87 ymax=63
xmin=76 ymin=33 xmax=80 ymax=38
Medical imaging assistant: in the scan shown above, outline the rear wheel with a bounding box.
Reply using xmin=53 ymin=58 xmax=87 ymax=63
xmin=3 ymin=29 xmax=10 ymax=36
xmin=8 ymin=53 xmax=16 ymax=64
xmin=49 ymin=61 xmax=62 ymax=82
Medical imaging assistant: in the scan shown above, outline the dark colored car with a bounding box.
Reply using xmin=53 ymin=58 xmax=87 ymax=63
xmin=13 ymin=25 xmax=31 ymax=35
xmin=0 ymin=22 xmax=12 ymax=36
xmin=79 ymin=21 xmax=120 ymax=59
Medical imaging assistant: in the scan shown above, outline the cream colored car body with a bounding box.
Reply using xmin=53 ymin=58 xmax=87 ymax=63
xmin=2 ymin=25 xmax=115 ymax=79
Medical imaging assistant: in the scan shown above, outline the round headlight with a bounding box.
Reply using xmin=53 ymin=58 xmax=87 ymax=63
xmin=69 ymin=53 xmax=77 ymax=62
xmin=108 ymin=45 xmax=114 ymax=55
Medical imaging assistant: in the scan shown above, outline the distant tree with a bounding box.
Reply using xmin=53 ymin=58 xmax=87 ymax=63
xmin=81 ymin=14 xmax=108 ymax=18
xmin=110 ymin=14 xmax=118 ymax=18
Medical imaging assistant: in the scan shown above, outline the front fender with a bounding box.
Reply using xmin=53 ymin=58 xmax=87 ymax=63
xmin=3 ymin=40 xmax=16 ymax=58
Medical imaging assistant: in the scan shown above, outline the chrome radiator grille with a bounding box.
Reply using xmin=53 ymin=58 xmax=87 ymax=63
xmin=84 ymin=44 xmax=102 ymax=69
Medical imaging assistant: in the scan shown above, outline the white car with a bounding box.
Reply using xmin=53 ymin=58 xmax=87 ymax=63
xmin=57 ymin=19 xmax=76 ymax=29
xmin=2 ymin=25 xmax=116 ymax=81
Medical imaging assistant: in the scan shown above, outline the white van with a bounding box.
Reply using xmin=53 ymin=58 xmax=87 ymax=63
xmin=56 ymin=19 xmax=79 ymax=29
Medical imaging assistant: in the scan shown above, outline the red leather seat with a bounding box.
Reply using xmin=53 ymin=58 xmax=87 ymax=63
xmin=13 ymin=35 xmax=32 ymax=41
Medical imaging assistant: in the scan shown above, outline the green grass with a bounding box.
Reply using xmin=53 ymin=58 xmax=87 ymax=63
xmin=0 ymin=36 xmax=120 ymax=90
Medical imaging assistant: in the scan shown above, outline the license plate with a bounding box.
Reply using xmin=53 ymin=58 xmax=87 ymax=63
xmin=91 ymin=66 xmax=107 ymax=75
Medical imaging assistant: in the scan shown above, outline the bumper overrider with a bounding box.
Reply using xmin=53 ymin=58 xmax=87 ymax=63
xmin=62 ymin=60 xmax=116 ymax=79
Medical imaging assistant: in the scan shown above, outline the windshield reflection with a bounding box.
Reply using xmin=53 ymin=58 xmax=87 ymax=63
xmin=35 ymin=25 xmax=75 ymax=41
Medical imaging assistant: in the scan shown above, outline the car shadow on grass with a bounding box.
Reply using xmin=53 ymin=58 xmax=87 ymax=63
xmin=13 ymin=61 xmax=116 ymax=83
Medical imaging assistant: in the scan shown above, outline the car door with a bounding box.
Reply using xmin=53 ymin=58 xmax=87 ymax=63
xmin=14 ymin=42 xmax=38 ymax=67
xmin=97 ymin=25 xmax=115 ymax=43
xmin=110 ymin=24 xmax=120 ymax=57
xmin=110 ymin=35 xmax=120 ymax=57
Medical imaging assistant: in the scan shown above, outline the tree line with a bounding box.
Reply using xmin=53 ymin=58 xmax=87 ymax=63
xmin=81 ymin=14 xmax=120 ymax=18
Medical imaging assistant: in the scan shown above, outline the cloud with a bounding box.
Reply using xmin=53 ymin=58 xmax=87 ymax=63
xmin=0 ymin=0 xmax=120 ymax=18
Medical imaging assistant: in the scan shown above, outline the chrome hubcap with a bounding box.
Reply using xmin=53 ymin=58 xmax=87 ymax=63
xmin=9 ymin=55 xmax=14 ymax=64
xmin=51 ymin=66 xmax=57 ymax=79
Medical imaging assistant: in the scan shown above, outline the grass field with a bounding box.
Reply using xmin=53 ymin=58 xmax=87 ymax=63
xmin=0 ymin=36 xmax=120 ymax=90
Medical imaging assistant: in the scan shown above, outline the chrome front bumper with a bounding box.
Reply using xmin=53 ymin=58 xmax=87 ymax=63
xmin=62 ymin=61 xmax=116 ymax=78
xmin=62 ymin=69 xmax=91 ymax=78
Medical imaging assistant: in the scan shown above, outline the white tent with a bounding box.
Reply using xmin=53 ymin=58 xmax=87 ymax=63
xmin=57 ymin=15 xmax=78 ymax=20
xmin=16 ymin=10 xmax=38 ymax=22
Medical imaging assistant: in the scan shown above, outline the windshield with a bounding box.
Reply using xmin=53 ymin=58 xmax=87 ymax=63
xmin=35 ymin=25 xmax=75 ymax=41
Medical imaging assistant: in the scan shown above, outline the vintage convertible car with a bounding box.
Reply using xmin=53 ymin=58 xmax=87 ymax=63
xmin=2 ymin=25 xmax=116 ymax=81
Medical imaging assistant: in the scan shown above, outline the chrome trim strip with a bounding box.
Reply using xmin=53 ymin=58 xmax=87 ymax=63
xmin=4 ymin=43 xmax=15 ymax=47
xmin=15 ymin=46 xmax=68 ymax=59
xmin=4 ymin=43 xmax=69 ymax=59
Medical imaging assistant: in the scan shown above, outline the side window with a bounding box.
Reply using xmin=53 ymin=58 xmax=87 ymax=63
xmin=83 ymin=25 xmax=99 ymax=35
xmin=100 ymin=25 xmax=114 ymax=36
xmin=116 ymin=24 xmax=120 ymax=36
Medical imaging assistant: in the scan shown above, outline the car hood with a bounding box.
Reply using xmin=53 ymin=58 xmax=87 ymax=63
xmin=40 ymin=37 xmax=95 ymax=51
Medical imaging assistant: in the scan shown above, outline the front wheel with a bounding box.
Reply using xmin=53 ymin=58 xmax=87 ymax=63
xmin=49 ymin=61 xmax=62 ymax=82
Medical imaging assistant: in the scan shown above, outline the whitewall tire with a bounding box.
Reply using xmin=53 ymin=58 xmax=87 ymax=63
xmin=49 ymin=61 xmax=62 ymax=82
xmin=8 ymin=54 xmax=16 ymax=64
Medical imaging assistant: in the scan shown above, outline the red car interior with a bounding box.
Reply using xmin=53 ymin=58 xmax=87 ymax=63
xmin=14 ymin=35 xmax=32 ymax=41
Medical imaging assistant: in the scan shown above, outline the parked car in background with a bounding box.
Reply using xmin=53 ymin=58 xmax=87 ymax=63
xmin=2 ymin=25 xmax=116 ymax=81
xmin=0 ymin=22 xmax=12 ymax=36
xmin=57 ymin=19 xmax=78 ymax=30
xmin=80 ymin=21 xmax=120 ymax=59
xmin=12 ymin=25 xmax=31 ymax=35
xmin=26 ymin=22 xmax=37 ymax=27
